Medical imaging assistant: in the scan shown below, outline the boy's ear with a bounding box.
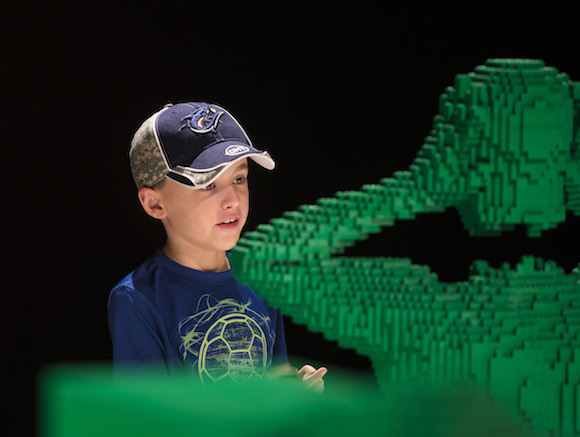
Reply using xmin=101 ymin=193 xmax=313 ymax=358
xmin=137 ymin=187 xmax=166 ymax=219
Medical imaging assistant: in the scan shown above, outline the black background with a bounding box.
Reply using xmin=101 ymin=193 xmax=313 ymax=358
xmin=3 ymin=3 xmax=580 ymax=435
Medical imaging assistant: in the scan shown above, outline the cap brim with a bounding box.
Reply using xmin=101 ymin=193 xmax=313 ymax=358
xmin=188 ymin=141 xmax=276 ymax=171
xmin=168 ymin=141 xmax=276 ymax=189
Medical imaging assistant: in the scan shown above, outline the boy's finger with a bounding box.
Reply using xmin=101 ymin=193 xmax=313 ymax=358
xmin=297 ymin=364 xmax=317 ymax=377
xmin=312 ymin=379 xmax=325 ymax=393
xmin=303 ymin=374 xmax=326 ymax=390
xmin=302 ymin=366 xmax=328 ymax=381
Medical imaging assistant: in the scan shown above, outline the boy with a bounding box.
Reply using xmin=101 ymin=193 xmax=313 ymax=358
xmin=108 ymin=102 xmax=326 ymax=390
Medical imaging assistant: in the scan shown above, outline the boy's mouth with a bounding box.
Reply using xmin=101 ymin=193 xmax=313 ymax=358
xmin=217 ymin=218 xmax=239 ymax=229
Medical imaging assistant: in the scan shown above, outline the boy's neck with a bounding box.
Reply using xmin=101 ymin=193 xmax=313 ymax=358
xmin=162 ymin=243 xmax=230 ymax=273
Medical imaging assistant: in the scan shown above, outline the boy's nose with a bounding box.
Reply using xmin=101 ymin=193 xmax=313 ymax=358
xmin=221 ymin=185 xmax=241 ymax=209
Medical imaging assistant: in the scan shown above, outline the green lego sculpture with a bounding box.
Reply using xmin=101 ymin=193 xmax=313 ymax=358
xmin=231 ymin=59 xmax=580 ymax=437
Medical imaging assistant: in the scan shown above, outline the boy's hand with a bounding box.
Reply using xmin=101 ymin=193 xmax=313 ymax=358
xmin=297 ymin=364 xmax=327 ymax=393
xmin=266 ymin=362 xmax=328 ymax=392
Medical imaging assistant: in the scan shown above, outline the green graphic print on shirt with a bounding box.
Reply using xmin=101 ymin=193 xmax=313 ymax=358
xmin=178 ymin=294 xmax=276 ymax=383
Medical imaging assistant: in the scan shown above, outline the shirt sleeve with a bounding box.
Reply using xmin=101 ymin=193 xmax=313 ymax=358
xmin=107 ymin=286 xmax=169 ymax=374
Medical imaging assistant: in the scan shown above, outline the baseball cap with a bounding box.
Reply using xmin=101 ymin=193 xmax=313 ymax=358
xmin=129 ymin=102 xmax=276 ymax=189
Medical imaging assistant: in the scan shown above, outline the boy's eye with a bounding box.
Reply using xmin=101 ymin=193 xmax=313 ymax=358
xmin=200 ymin=176 xmax=246 ymax=190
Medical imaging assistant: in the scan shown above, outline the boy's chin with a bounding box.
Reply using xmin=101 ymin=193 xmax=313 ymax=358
xmin=213 ymin=227 xmax=245 ymax=251
xmin=221 ymin=236 xmax=243 ymax=251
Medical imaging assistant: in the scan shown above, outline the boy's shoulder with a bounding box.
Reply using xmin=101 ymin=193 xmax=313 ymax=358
xmin=109 ymin=251 xmax=166 ymax=299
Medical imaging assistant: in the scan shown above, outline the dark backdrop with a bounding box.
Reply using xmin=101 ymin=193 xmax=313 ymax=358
xmin=3 ymin=3 xmax=579 ymax=435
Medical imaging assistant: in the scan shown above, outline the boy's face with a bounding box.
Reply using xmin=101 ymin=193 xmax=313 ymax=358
xmin=154 ymin=159 xmax=250 ymax=258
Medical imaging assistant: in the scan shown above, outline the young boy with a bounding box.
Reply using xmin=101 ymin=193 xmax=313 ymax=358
xmin=108 ymin=102 xmax=326 ymax=390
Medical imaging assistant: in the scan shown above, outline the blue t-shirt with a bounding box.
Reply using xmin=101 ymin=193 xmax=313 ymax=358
xmin=107 ymin=251 xmax=288 ymax=382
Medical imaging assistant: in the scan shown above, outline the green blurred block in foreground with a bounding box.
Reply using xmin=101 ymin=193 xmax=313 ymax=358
xmin=39 ymin=364 xmax=533 ymax=437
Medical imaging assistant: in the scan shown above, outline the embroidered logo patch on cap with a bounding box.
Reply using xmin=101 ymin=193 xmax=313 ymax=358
xmin=180 ymin=106 xmax=224 ymax=134
xmin=225 ymin=145 xmax=250 ymax=156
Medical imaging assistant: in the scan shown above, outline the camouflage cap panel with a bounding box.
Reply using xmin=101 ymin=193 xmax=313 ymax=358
xmin=129 ymin=113 xmax=168 ymax=189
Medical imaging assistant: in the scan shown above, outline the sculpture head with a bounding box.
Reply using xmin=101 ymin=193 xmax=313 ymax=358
xmin=411 ymin=59 xmax=579 ymax=236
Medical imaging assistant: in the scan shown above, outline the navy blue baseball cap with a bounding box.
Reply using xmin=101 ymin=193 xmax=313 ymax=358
xmin=129 ymin=102 xmax=276 ymax=189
